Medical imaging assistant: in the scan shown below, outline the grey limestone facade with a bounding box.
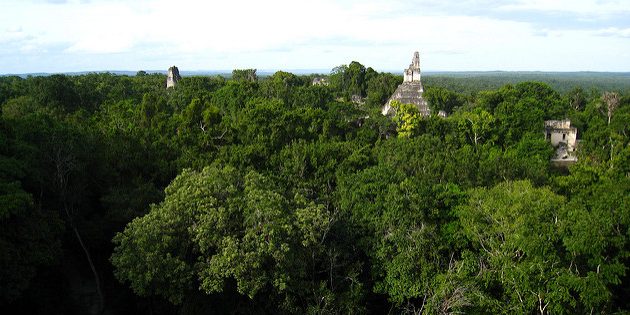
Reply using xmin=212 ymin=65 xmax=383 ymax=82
xmin=382 ymin=51 xmax=430 ymax=116
xmin=166 ymin=66 xmax=181 ymax=88
xmin=544 ymin=119 xmax=578 ymax=164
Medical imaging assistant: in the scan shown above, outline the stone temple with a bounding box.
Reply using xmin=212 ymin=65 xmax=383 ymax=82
xmin=544 ymin=119 xmax=578 ymax=165
xmin=382 ymin=51 xmax=430 ymax=116
xmin=166 ymin=66 xmax=181 ymax=88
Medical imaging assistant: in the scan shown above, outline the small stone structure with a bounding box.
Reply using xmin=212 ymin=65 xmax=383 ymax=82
xmin=166 ymin=66 xmax=181 ymax=88
xmin=312 ymin=77 xmax=329 ymax=86
xmin=382 ymin=51 xmax=430 ymax=116
xmin=544 ymin=119 xmax=578 ymax=164
xmin=351 ymin=94 xmax=365 ymax=105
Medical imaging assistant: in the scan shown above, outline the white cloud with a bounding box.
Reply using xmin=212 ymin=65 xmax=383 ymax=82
xmin=498 ymin=0 xmax=630 ymax=16
xmin=1 ymin=0 xmax=629 ymax=72
xmin=0 ymin=27 xmax=29 ymax=44
xmin=594 ymin=27 xmax=630 ymax=38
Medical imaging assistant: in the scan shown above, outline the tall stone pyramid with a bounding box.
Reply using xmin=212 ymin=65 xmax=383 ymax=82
xmin=166 ymin=66 xmax=181 ymax=88
xmin=381 ymin=52 xmax=430 ymax=116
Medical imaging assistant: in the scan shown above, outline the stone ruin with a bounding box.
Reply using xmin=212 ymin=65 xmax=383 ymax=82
xmin=544 ymin=119 xmax=578 ymax=165
xmin=351 ymin=94 xmax=365 ymax=105
xmin=382 ymin=51 xmax=430 ymax=116
xmin=312 ymin=77 xmax=329 ymax=86
xmin=166 ymin=66 xmax=181 ymax=88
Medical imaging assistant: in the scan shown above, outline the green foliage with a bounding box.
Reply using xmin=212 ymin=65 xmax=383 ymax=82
xmin=112 ymin=165 xmax=364 ymax=312
xmin=424 ymin=71 xmax=630 ymax=95
xmin=554 ymin=164 xmax=630 ymax=311
xmin=27 ymin=74 xmax=80 ymax=112
xmin=260 ymin=71 xmax=303 ymax=104
xmin=458 ymin=181 xmax=571 ymax=313
xmin=425 ymin=86 xmax=465 ymax=114
xmin=329 ymin=61 xmax=371 ymax=100
xmin=232 ymin=69 xmax=258 ymax=82
xmin=454 ymin=108 xmax=496 ymax=146
xmin=391 ymin=100 xmax=422 ymax=138
xmin=1 ymin=67 xmax=629 ymax=314
xmin=0 ymin=119 xmax=62 ymax=304
xmin=365 ymin=72 xmax=401 ymax=108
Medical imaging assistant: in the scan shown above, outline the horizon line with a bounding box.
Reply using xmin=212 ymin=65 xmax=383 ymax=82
xmin=4 ymin=69 xmax=630 ymax=77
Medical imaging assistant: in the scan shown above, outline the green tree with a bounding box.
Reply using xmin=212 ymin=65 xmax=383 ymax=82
xmin=346 ymin=61 xmax=367 ymax=98
xmin=329 ymin=61 xmax=369 ymax=100
xmin=28 ymin=74 xmax=80 ymax=112
xmin=458 ymin=180 xmax=615 ymax=314
xmin=232 ymin=69 xmax=258 ymax=82
xmin=260 ymin=71 xmax=301 ymax=104
xmin=113 ymin=166 xmax=365 ymax=312
xmin=365 ymin=72 xmax=401 ymax=109
xmin=0 ymin=126 xmax=62 ymax=303
xmin=425 ymin=86 xmax=465 ymax=115
xmin=454 ymin=108 xmax=496 ymax=147
xmin=554 ymin=164 xmax=630 ymax=312
xmin=391 ymin=101 xmax=421 ymax=138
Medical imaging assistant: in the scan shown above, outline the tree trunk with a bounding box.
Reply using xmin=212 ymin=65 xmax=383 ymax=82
xmin=71 ymin=223 xmax=104 ymax=314
xmin=610 ymin=137 xmax=614 ymax=164
xmin=64 ymin=205 xmax=104 ymax=315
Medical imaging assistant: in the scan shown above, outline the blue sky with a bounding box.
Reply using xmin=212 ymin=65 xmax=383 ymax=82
xmin=1 ymin=0 xmax=630 ymax=73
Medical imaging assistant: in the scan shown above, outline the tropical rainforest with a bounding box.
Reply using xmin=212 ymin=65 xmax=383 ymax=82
xmin=1 ymin=62 xmax=629 ymax=314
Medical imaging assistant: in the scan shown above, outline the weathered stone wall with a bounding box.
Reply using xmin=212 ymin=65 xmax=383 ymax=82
xmin=547 ymin=130 xmax=577 ymax=150
xmin=312 ymin=77 xmax=328 ymax=86
xmin=544 ymin=119 xmax=578 ymax=163
xmin=544 ymin=119 xmax=571 ymax=130
xmin=403 ymin=51 xmax=422 ymax=83
xmin=544 ymin=119 xmax=577 ymax=150
xmin=166 ymin=66 xmax=181 ymax=88
xmin=383 ymin=51 xmax=429 ymax=116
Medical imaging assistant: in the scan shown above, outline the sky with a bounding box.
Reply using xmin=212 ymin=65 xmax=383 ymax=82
xmin=1 ymin=0 xmax=630 ymax=74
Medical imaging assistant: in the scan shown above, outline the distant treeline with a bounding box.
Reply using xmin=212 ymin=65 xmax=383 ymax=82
xmin=6 ymin=70 xmax=630 ymax=95
xmin=423 ymin=71 xmax=630 ymax=94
